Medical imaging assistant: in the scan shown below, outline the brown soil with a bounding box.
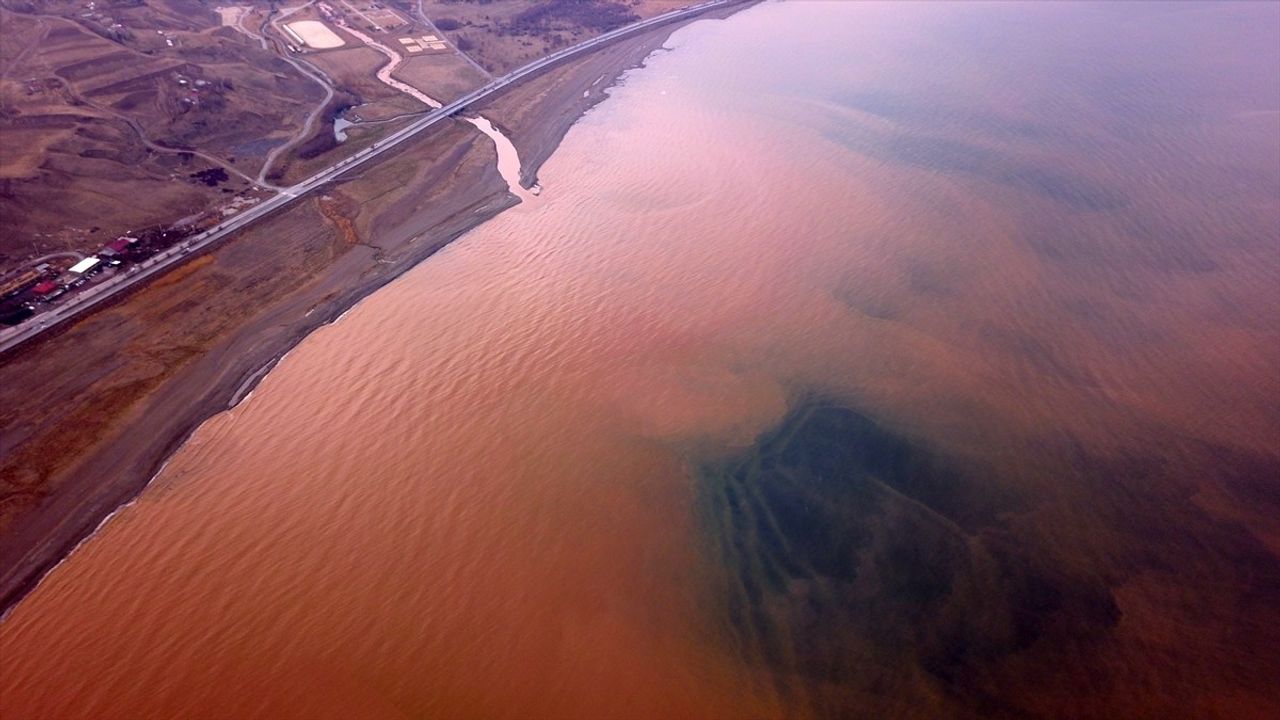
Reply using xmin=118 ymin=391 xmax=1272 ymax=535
xmin=304 ymin=45 xmax=423 ymax=112
xmin=317 ymin=191 xmax=363 ymax=245
xmin=392 ymin=52 xmax=489 ymax=103
xmin=0 ymin=2 xmax=325 ymax=271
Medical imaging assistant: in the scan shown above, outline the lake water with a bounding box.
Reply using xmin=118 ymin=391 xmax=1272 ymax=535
xmin=3 ymin=2 xmax=1278 ymax=717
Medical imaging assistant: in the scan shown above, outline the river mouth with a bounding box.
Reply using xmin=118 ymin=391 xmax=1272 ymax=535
xmin=466 ymin=115 xmax=540 ymax=201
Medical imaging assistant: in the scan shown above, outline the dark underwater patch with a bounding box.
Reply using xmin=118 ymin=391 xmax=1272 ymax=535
xmin=837 ymin=90 xmax=1053 ymax=142
xmin=824 ymin=123 xmax=1127 ymax=213
xmin=694 ymin=398 xmax=1121 ymax=717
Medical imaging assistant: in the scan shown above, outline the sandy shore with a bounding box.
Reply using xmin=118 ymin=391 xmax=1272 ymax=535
xmin=0 ymin=6 xmax=751 ymax=616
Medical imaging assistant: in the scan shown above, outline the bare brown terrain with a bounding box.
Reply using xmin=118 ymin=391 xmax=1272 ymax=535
xmin=0 ymin=0 xmax=330 ymax=269
xmin=0 ymin=9 xmax=721 ymax=616
xmin=304 ymin=45 xmax=416 ymax=108
xmin=392 ymin=51 xmax=487 ymax=102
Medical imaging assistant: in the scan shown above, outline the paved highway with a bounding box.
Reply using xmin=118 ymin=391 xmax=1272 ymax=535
xmin=0 ymin=0 xmax=734 ymax=356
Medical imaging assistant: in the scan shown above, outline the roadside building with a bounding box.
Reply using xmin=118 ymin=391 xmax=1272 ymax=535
xmin=100 ymin=236 xmax=134 ymax=257
xmin=69 ymin=257 xmax=101 ymax=275
xmin=31 ymin=280 xmax=59 ymax=296
xmin=0 ymin=269 xmax=42 ymax=299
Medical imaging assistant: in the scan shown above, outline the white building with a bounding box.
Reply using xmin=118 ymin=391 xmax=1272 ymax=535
xmin=69 ymin=257 xmax=101 ymax=274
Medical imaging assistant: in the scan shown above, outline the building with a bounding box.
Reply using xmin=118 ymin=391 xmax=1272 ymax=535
xmin=100 ymin=236 xmax=134 ymax=257
xmin=69 ymin=257 xmax=101 ymax=274
xmin=0 ymin=269 xmax=42 ymax=299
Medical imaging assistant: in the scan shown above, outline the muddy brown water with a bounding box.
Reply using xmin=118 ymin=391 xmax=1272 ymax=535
xmin=3 ymin=2 xmax=1278 ymax=718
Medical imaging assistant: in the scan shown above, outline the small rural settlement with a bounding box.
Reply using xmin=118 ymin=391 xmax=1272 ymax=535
xmin=0 ymin=0 xmax=701 ymax=328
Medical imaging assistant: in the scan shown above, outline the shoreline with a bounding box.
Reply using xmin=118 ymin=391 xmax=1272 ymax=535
xmin=0 ymin=6 xmax=751 ymax=618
